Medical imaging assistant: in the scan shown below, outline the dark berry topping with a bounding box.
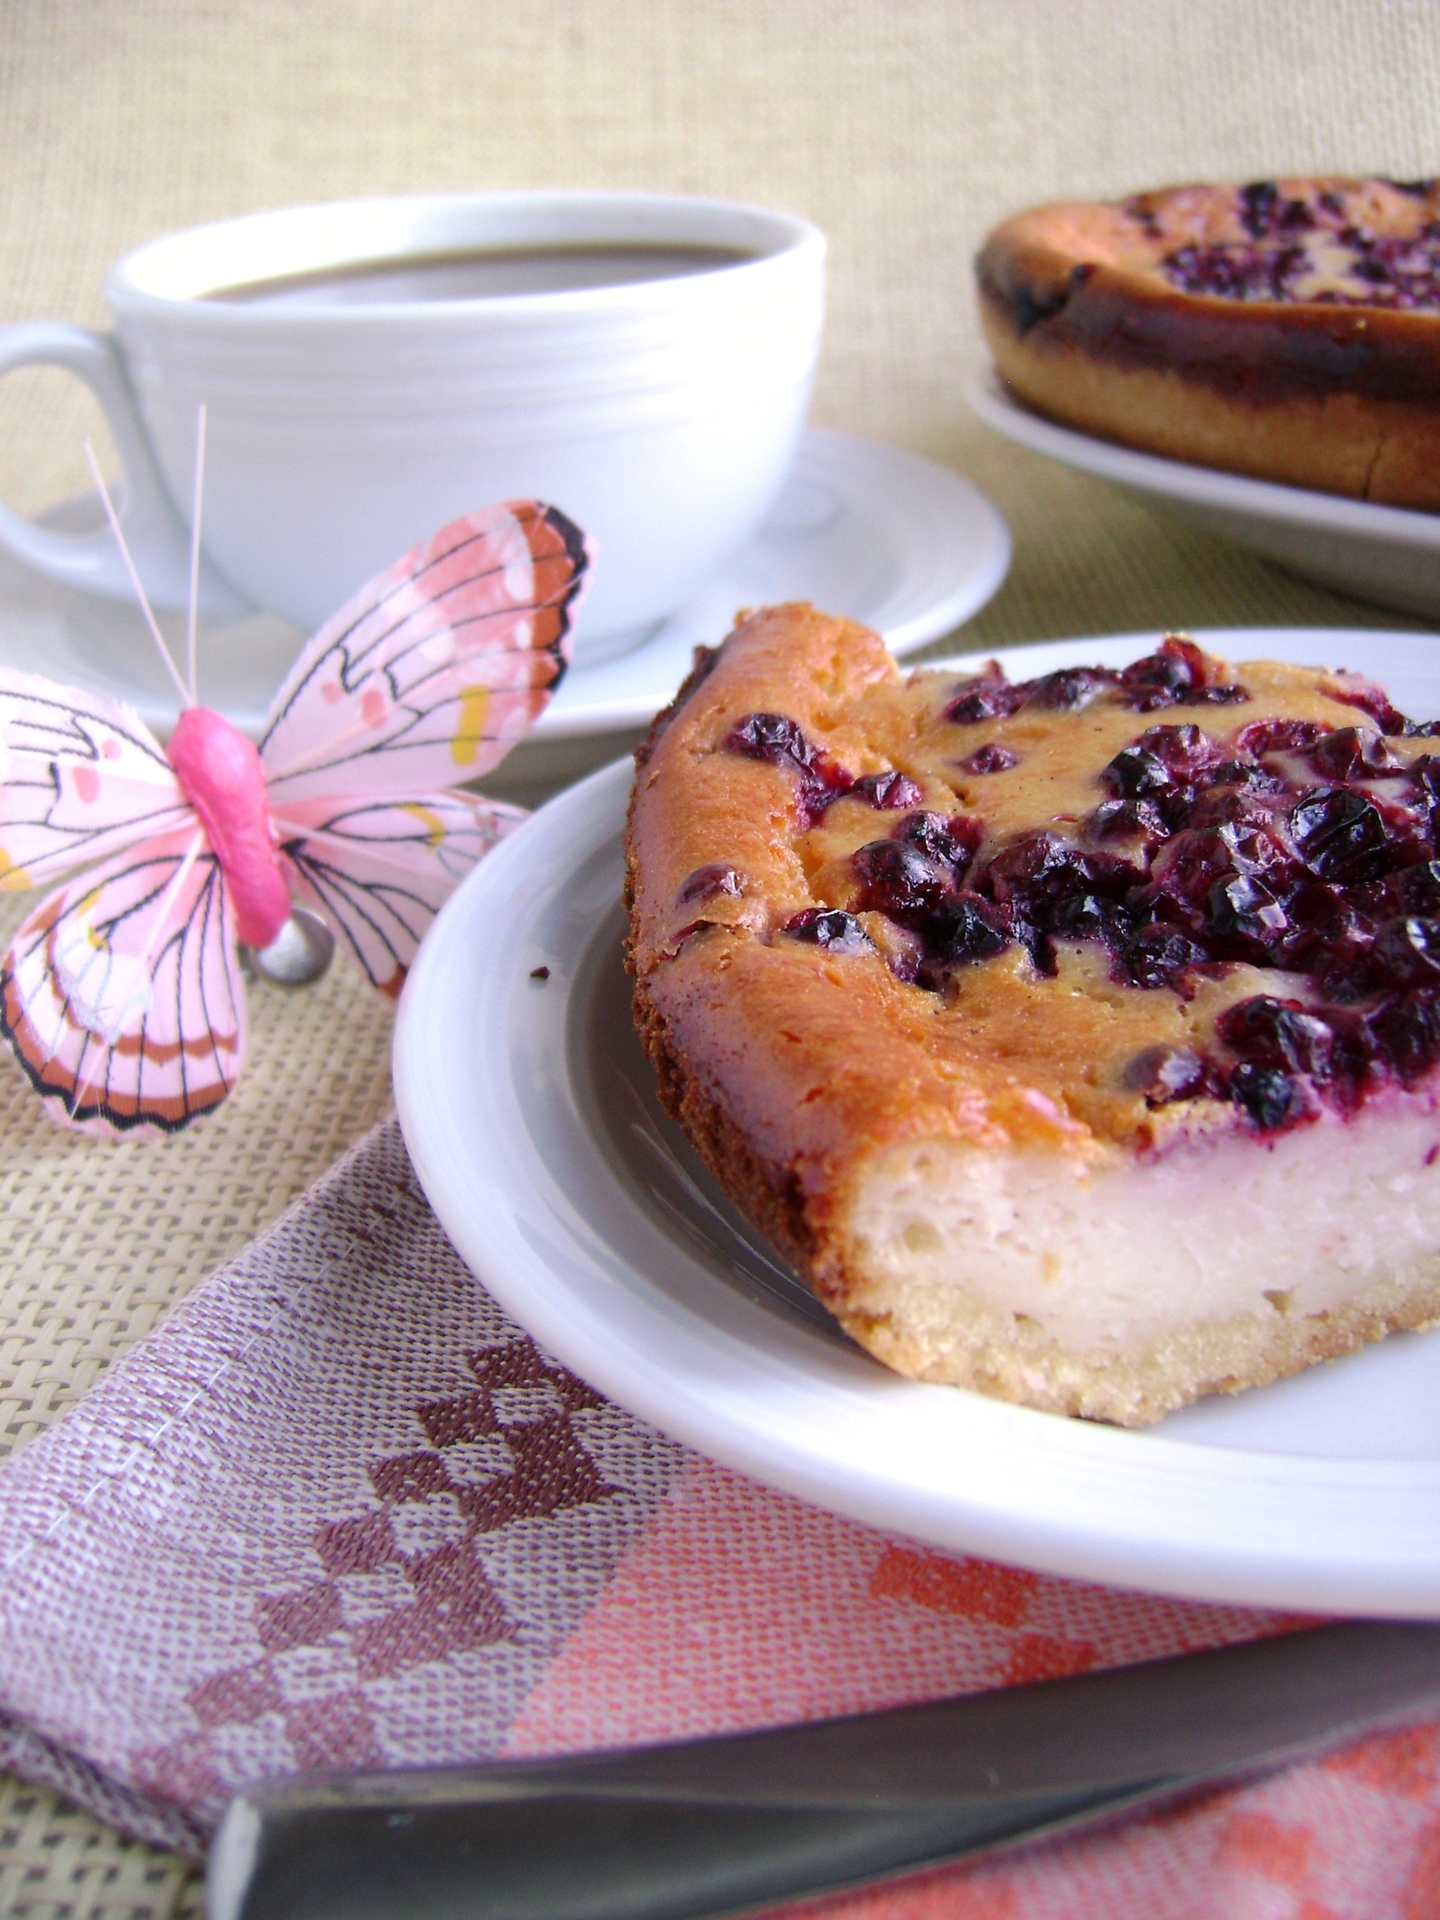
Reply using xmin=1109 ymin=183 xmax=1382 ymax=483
xmin=1184 ymin=767 xmax=1290 ymax=824
xmin=1207 ymin=873 xmax=1289 ymax=949
xmin=783 ymin=908 xmax=874 ymax=955
xmin=944 ymin=640 xmax=1245 ymax=731
xmin=1236 ymin=717 xmax=1325 ymax=756
xmin=1119 ymin=923 xmax=1207 ymax=989
xmin=1102 ymin=744 xmax=1173 ymax=799
xmin=1122 ymin=1045 xmax=1205 ymax=1102
xmin=918 ymin=896 xmax=1009 ymax=983
xmin=811 ymin=652 xmax=1440 ymax=1130
xmin=721 ymin=711 xmax=850 ymax=825
xmin=895 ymin=810 xmax=983 ymax=870
xmin=1089 ymin=797 xmax=1170 ymax=844
xmin=1290 ymin=788 xmax=1390 ymax=884
xmin=974 ymin=832 xmax=1137 ymax=974
xmin=849 ymin=769 xmax=924 ymax=811
xmin=1126 ymin=634 xmax=1206 ymax=688
xmin=1188 ymin=683 xmax=1252 ymax=706
xmin=720 ymin=712 xmax=929 ymax=828
xmin=1369 ymin=992 xmax=1440 ymax=1083
xmin=1158 ymin=184 xmax=1440 ymax=313
xmin=945 ymin=673 xmax=1028 ymax=725
xmin=851 ymin=839 xmax=953 ymax=925
xmin=1239 ymin=181 xmax=1280 ymax=236
xmin=1103 ymin=723 xmax=1225 ymax=803
xmin=1147 ymin=827 xmax=1241 ymax=917
xmin=676 ymin=863 xmax=744 ymax=908
xmin=1217 ymin=996 xmax=1334 ymax=1077
xmin=1372 ymin=915 xmax=1440 ymax=986
xmin=958 ymin=742 xmax=1020 ymax=775
xmin=981 ymin=832 xmax=1096 ymax=905
xmin=1023 ymin=666 xmax=1115 ymax=712
xmin=1230 ymin=1062 xmax=1307 ymax=1132
xmin=1164 ymin=241 xmax=1310 ymax=301
xmin=1327 ymin=676 xmax=1408 ymax=735
xmin=1115 ymin=636 xmax=1249 ymax=711
xmin=1310 ymin=726 xmax=1405 ymax=780
xmin=1390 ymin=862 xmax=1440 ymax=914
xmin=723 ymin=710 xmax=813 ymax=771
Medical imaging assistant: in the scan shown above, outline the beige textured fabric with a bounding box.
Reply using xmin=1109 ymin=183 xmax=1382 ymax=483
xmin=0 ymin=0 xmax=1437 ymax=1911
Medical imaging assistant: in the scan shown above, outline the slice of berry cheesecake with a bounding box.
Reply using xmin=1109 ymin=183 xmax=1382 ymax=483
xmin=976 ymin=176 xmax=1440 ymax=509
xmin=626 ymin=604 xmax=1440 ymax=1425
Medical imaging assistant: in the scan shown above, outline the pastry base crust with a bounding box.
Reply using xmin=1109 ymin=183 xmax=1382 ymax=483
xmin=851 ymin=1263 xmax=1440 ymax=1429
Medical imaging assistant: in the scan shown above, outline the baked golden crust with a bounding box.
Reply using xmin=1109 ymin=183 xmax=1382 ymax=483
xmin=627 ymin=606 xmax=1002 ymax=1314
xmin=976 ymin=177 xmax=1440 ymax=509
xmin=626 ymin=605 xmax=1440 ymax=1423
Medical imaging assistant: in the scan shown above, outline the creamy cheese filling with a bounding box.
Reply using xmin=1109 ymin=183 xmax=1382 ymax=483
xmin=848 ymin=1086 xmax=1440 ymax=1359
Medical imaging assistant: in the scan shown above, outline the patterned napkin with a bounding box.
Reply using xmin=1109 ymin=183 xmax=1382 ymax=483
xmin=0 ymin=1119 xmax=1437 ymax=1917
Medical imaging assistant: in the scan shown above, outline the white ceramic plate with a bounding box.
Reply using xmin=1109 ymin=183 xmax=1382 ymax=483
xmin=395 ymin=627 xmax=1440 ymax=1616
xmin=0 ymin=428 xmax=1008 ymax=742
xmin=967 ymin=372 xmax=1440 ymax=623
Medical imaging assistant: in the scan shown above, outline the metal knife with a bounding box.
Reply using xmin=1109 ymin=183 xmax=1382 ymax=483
xmin=208 ymin=1619 xmax=1440 ymax=1920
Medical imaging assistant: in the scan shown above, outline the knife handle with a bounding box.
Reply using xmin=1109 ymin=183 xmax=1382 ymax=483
xmin=209 ymin=1774 xmax=1170 ymax=1920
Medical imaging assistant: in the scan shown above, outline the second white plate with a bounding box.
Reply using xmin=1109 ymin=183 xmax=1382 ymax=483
xmin=968 ymin=372 xmax=1440 ymax=622
xmin=396 ymin=626 xmax=1440 ymax=1616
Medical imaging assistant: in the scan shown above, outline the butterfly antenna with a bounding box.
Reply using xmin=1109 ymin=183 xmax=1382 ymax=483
xmin=186 ymin=405 xmax=206 ymax=705
xmin=83 ymin=437 xmax=193 ymax=711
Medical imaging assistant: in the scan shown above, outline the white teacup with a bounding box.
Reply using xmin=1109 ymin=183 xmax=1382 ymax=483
xmin=0 ymin=192 xmax=825 ymax=663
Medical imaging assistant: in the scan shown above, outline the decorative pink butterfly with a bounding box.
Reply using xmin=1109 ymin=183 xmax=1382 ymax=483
xmin=0 ymin=461 xmax=588 ymax=1133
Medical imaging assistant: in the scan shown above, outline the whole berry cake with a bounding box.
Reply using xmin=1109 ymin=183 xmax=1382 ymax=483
xmin=976 ymin=176 xmax=1440 ymax=509
xmin=626 ymin=604 xmax=1440 ymax=1425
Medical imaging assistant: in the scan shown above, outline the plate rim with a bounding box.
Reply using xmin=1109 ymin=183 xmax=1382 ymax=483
xmin=966 ymin=370 xmax=1440 ymax=548
xmin=396 ymin=624 xmax=1440 ymax=1614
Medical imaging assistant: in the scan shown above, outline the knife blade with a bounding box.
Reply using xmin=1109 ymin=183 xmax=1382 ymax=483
xmin=207 ymin=1619 xmax=1440 ymax=1920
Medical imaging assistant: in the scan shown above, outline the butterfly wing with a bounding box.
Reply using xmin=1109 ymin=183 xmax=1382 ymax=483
xmin=0 ymin=673 xmax=190 ymax=890
xmin=259 ymin=501 xmax=589 ymax=804
xmin=0 ymin=827 xmax=246 ymax=1133
xmin=271 ymin=791 xmax=525 ymax=996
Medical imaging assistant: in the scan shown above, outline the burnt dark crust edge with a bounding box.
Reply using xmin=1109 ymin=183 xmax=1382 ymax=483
xmin=625 ymin=632 xmax=849 ymax=1318
xmin=634 ymin=643 xmax=721 ymax=771
xmin=628 ymin=967 xmax=834 ymax=1292
xmin=975 ymin=238 xmax=1440 ymax=412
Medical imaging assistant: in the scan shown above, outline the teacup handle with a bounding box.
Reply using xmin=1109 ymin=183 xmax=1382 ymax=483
xmin=0 ymin=322 xmax=252 ymax=616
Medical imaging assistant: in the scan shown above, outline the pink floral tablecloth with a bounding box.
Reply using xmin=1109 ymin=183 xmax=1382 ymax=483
xmin=0 ymin=1118 xmax=1436 ymax=1918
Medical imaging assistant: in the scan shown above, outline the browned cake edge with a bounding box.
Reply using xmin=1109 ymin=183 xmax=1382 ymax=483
xmin=625 ymin=607 xmax=920 ymax=1308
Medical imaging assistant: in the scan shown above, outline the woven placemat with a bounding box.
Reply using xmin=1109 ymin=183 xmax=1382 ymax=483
xmin=1 ymin=1 xmax=1438 ymax=1912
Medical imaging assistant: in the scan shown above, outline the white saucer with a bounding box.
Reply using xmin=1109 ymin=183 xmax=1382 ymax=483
xmin=967 ymin=372 xmax=1440 ymax=623
xmin=396 ymin=627 xmax=1440 ymax=1615
xmin=0 ymin=429 xmax=1009 ymax=743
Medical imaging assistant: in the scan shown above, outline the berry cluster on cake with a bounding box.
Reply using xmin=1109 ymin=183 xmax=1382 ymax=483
xmin=976 ymin=176 xmax=1440 ymax=509
xmin=626 ymin=605 xmax=1440 ymax=1425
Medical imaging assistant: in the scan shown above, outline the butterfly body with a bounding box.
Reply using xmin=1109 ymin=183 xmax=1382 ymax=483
xmin=166 ymin=705 xmax=289 ymax=947
xmin=0 ymin=499 xmax=589 ymax=1132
